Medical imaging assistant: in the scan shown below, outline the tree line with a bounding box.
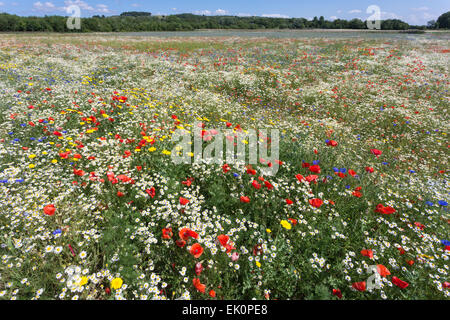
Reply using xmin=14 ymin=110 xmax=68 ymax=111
xmin=0 ymin=11 xmax=448 ymax=32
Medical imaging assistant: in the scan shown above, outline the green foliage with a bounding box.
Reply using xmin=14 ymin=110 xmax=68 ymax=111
xmin=0 ymin=12 xmax=419 ymax=32
xmin=436 ymin=11 xmax=450 ymax=29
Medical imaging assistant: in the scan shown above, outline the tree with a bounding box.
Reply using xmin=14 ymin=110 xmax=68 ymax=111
xmin=120 ymin=12 xmax=152 ymax=17
xmin=427 ymin=20 xmax=436 ymax=29
xmin=436 ymin=11 xmax=450 ymax=29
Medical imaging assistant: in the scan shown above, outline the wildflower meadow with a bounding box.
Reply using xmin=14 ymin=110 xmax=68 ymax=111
xmin=0 ymin=33 xmax=448 ymax=301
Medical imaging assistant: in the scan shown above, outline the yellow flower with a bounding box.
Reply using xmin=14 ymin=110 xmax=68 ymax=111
xmin=51 ymin=159 xmax=58 ymax=164
xmin=111 ymin=278 xmax=123 ymax=290
xmin=162 ymin=150 xmax=171 ymax=155
xmin=28 ymin=154 xmax=36 ymax=159
xmin=148 ymin=147 xmax=156 ymax=152
xmin=29 ymin=164 xmax=35 ymax=169
xmin=79 ymin=276 xmax=88 ymax=286
xmin=256 ymin=261 xmax=261 ymax=268
xmin=266 ymin=229 xmax=272 ymax=233
xmin=280 ymin=220 xmax=292 ymax=230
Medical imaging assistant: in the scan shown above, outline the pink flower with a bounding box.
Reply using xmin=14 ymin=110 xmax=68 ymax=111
xmin=231 ymin=252 xmax=240 ymax=262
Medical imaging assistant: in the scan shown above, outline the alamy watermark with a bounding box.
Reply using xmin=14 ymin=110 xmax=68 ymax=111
xmin=366 ymin=5 xmax=381 ymax=30
xmin=367 ymin=265 xmax=382 ymax=290
xmin=170 ymin=123 xmax=280 ymax=176
xmin=66 ymin=5 xmax=81 ymax=30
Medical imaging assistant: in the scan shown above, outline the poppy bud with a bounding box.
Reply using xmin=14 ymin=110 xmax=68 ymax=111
xmin=195 ymin=262 xmax=203 ymax=276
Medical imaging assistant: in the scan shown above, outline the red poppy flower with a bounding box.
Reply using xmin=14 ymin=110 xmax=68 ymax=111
xmin=406 ymin=260 xmax=414 ymax=266
xmin=309 ymin=165 xmax=321 ymax=173
xmin=361 ymin=249 xmax=374 ymax=259
xmin=146 ymin=187 xmax=156 ymax=198
xmin=376 ymin=265 xmax=390 ymax=277
xmin=195 ymin=262 xmax=203 ymax=276
xmin=443 ymin=282 xmax=450 ymax=288
xmin=222 ymin=164 xmax=230 ymax=173
xmin=176 ymin=239 xmax=186 ymax=248
xmin=348 ymin=169 xmax=357 ymax=177
xmin=252 ymin=180 xmax=261 ymax=189
xmin=240 ymin=196 xmax=250 ymax=203
xmin=391 ymin=276 xmax=409 ymax=289
xmin=162 ymin=228 xmax=173 ymax=239
xmin=117 ymin=191 xmax=124 ymax=197
xmin=73 ymin=169 xmax=85 ymax=177
xmin=370 ymin=149 xmax=382 ymax=158
xmin=43 ymin=204 xmax=55 ymax=216
xmin=286 ymin=199 xmax=293 ymax=205
xmin=264 ymin=181 xmax=274 ymax=190
xmin=179 ymin=197 xmax=190 ymax=205
xmin=179 ymin=228 xmax=198 ymax=241
xmin=117 ymin=174 xmax=131 ymax=183
xmin=182 ymin=178 xmax=194 ymax=187
xmin=302 ymin=162 xmax=310 ymax=168
xmin=375 ymin=204 xmax=396 ymax=215
xmin=397 ymin=247 xmax=406 ymax=255
xmin=295 ymin=174 xmax=305 ymax=182
xmin=193 ymin=278 xmax=206 ymax=293
xmin=190 ymin=243 xmax=204 ymax=259
xmin=414 ymin=222 xmax=425 ymax=230
xmin=335 ymin=172 xmax=347 ymax=178
xmin=326 ymin=140 xmax=338 ymax=147
xmin=209 ymin=290 xmax=216 ymax=298
xmin=352 ymin=190 xmax=362 ymax=198
xmin=365 ymin=167 xmax=374 ymax=173
xmin=332 ymin=289 xmax=342 ymax=299
xmin=309 ymin=198 xmax=323 ymax=208
xmin=217 ymin=235 xmax=230 ymax=247
xmin=352 ymin=281 xmax=366 ymax=292
xmin=305 ymin=175 xmax=318 ymax=183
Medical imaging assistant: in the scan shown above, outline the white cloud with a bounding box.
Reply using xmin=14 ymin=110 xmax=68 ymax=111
xmin=193 ymin=9 xmax=228 ymax=16
xmin=423 ymin=12 xmax=435 ymax=19
xmin=380 ymin=11 xmax=401 ymax=20
xmin=63 ymin=0 xmax=94 ymax=11
xmin=215 ymin=9 xmax=227 ymax=15
xmin=131 ymin=3 xmax=140 ymax=8
xmin=194 ymin=10 xmax=212 ymax=15
xmin=0 ymin=2 xmax=4 ymax=6
xmin=330 ymin=16 xmax=337 ymax=20
xmin=62 ymin=1 xmax=112 ymax=14
xmin=96 ymin=4 xmax=111 ymax=13
xmin=237 ymin=13 xmax=252 ymax=17
xmin=33 ymin=1 xmax=57 ymax=12
xmin=337 ymin=10 xmax=342 ymax=14
xmin=412 ymin=6 xmax=429 ymax=12
xmin=262 ymin=13 xmax=289 ymax=18
xmin=348 ymin=9 xmax=362 ymax=14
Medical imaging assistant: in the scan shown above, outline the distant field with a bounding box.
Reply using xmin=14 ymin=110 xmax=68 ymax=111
xmin=0 ymin=33 xmax=448 ymax=300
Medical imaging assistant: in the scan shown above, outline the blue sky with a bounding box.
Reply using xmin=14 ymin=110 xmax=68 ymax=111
xmin=0 ymin=0 xmax=448 ymax=25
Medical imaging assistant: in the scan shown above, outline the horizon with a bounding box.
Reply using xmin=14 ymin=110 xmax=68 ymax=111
xmin=0 ymin=1 xmax=448 ymax=26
